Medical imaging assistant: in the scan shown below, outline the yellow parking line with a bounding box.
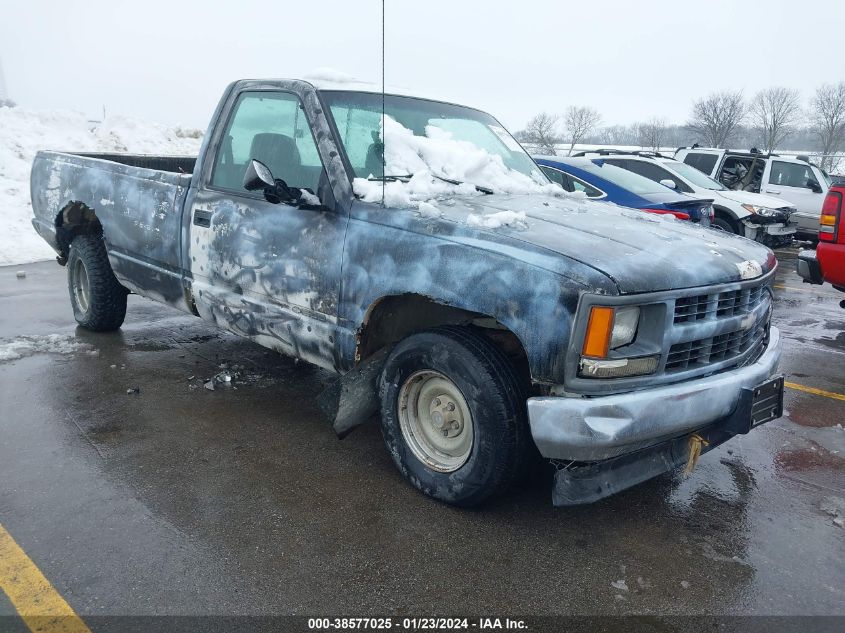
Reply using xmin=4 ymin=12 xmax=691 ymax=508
xmin=785 ymin=381 xmax=845 ymax=402
xmin=0 ymin=523 xmax=91 ymax=633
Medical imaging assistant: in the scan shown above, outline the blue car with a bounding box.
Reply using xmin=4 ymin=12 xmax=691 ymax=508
xmin=535 ymin=156 xmax=714 ymax=225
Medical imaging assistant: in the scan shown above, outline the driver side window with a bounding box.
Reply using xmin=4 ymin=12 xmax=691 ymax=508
xmin=769 ymin=161 xmax=820 ymax=190
xmin=211 ymin=91 xmax=323 ymax=194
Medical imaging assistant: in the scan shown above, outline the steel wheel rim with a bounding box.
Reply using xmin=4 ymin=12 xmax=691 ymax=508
xmin=397 ymin=370 xmax=474 ymax=472
xmin=73 ymin=258 xmax=90 ymax=313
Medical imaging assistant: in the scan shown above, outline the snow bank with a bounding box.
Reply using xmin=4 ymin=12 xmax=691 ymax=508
xmin=0 ymin=334 xmax=93 ymax=363
xmin=352 ymin=116 xmax=561 ymax=212
xmin=0 ymin=106 xmax=203 ymax=266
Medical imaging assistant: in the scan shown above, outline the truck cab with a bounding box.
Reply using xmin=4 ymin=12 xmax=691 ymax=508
xmin=676 ymin=147 xmax=832 ymax=240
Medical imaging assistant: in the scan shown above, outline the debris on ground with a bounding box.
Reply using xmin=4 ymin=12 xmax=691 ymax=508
xmin=204 ymin=380 xmax=215 ymax=391
xmin=126 ymin=387 xmax=140 ymax=395
xmin=611 ymin=580 xmax=628 ymax=591
xmin=16 ymin=271 xmax=26 ymax=279
xmin=820 ymin=496 xmax=845 ymax=528
xmin=680 ymin=581 xmax=691 ymax=589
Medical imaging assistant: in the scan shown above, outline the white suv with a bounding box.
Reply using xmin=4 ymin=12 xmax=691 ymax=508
xmin=573 ymin=150 xmax=797 ymax=246
xmin=675 ymin=147 xmax=831 ymax=240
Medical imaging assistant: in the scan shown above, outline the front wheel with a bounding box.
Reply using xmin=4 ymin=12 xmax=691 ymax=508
xmin=712 ymin=215 xmax=740 ymax=235
xmin=378 ymin=326 xmax=530 ymax=506
xmin=67 ymin=235 xmax=128 ymax=331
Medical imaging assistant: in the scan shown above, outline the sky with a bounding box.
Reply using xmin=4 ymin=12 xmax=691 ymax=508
xmin=1 ymin=0 xmax=843 ymax=132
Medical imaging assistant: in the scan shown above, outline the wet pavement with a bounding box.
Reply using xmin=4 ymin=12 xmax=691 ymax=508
xmin=0 ymin=247 xmax=843 ymax=621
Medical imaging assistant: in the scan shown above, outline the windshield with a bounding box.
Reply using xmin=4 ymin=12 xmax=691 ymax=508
xmin=575 ymin=160 xmax=671 ymax=195
xmin=321 ymin=91 xmax=546 ymax=185
xmin=664 ymin=161 xmax=727 ymax=190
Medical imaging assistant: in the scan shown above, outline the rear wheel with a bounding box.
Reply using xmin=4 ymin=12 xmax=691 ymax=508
xmin=67 ymin=235 xmax=128 ymax=331
xmin=378 ymin=326 xmax=530 ymax=506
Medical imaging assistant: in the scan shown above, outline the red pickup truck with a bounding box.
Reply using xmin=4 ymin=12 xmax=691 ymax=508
xmin=798 ymin=185 xmax=845 ymax=307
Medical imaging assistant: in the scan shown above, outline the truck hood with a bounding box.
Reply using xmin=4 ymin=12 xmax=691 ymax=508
xmin=435 ymin=194 xmax=777 ymax=294
xmin=715 ymin=188 xmax=795 ymax=210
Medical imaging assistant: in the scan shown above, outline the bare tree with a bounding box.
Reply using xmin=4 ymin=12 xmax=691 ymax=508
xmin=751 ymin=87 xmax=801 ymax=152
xmin=564 ymin=106 xmax=601 ymax=155
xmin=520 ymin=112 xmax=561 ymax=155
xmin=810 ymin=82 xmax=845 ymax=172
xmin=687 ymin=90 xmax=746 ymax=148
xmin=637 ymin=117 xmax=668 ymax=152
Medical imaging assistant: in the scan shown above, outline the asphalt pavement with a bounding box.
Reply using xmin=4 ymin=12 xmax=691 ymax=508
xmin=0 ymin=247 xmax=842 ymax=627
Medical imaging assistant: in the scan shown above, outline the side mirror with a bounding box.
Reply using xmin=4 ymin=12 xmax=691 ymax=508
xmin=243 ymin=159 xmax=275 ymax=191
xmin=659 ymin=178 xmax=677 ymax=189
xmin=807 ymin=180 xmax=822 ymax=193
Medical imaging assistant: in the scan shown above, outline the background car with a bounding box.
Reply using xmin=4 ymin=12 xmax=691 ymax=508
xmin=534 ymin=156 xmax=714 ymax=225
xmin=572 ymin=150 xmax=797 ymax=246
xmin=675 ymin=147 xmax=830 ymax=240
xmin=798 ymin=184 xmax=845 ymax=307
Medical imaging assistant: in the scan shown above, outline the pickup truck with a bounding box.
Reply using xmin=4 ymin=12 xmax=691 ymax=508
xmin=31 ymin=78 xmax=784 ymax=507
xmin=798 ymin=184 xmax=845 ymax=307
xmin=676 ymin=147 xmax=831 ymax=240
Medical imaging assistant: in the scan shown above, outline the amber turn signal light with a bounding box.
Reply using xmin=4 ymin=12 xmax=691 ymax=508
xmin=582 ymin=306 xmax=614 ymax=358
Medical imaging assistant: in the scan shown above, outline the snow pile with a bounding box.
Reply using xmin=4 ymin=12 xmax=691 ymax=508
xmin=0 ymin=106 xmax=203 ymax=266
xmin=352 ymin=116 xmax=560 ymax=211
xmin=0 ymin=334 xmax=93 ymax=363
xmin=467 ymin=210 xmax=527 ymax=229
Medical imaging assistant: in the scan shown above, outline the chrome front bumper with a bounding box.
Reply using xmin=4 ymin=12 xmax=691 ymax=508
xmin=527 ymin=327 xmax=781 ymax=461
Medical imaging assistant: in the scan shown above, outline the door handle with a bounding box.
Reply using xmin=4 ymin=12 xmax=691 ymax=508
xmin=763 ymin=190 xmax=780 ymax=195
xmin=193 ymin=209 xmax=212 ymax=227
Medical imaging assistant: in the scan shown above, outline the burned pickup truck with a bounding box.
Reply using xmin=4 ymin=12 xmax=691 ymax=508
xmin=31 ymin=78 xmax=783 ymax=506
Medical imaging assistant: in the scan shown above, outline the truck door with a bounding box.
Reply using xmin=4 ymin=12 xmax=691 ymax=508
xmin=186 ymin=89 xmax=348 ymax=371
xmin=762 ymin=159 xmax=826 ymax=234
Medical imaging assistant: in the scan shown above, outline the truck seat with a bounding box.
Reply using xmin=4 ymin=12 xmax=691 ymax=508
xmin=249 ymin=133 xmax=303 ymax=186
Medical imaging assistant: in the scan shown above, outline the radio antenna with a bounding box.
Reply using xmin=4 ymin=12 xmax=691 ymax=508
xmin=381 ymin=0 xmax=386 ymax=207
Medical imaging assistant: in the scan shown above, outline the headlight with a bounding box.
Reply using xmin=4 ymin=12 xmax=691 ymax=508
xmin=580 ymin=305 xmax=655 ymax=378
xmin=610 ymin=306 xmax=639 ymax=349
xmin=741 ymin=203 xmax=777 ymax=217
xmin=582 ymin=306 xmax=640 ymax=357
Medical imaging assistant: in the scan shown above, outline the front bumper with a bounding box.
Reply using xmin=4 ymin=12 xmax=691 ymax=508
xmin=527 ymin=327 xmax=781 ymax=462
xmin=797 ymin=249 xmax=824 ymax=285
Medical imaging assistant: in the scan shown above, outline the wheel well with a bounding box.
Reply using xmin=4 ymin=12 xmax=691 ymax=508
xmin=55 ymin=202 xmax=102 ymax=260
xmin=713 ymin=206 xmax=739 ymax=227
xmin=357 ymin=293 xmax=531 ymax=382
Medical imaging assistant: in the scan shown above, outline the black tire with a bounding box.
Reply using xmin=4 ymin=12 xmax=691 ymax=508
xmin=67 ymin=235 xmax=128 ymax=331
xmin=378 ymin=326 xmax=531 ymax=507
xmin=713 ymin=214 xmax=740 ymax=235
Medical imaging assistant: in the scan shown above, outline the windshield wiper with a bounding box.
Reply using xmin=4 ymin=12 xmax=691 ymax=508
xmin=366 ymin=173 xmax=494 ymax=195
xmin=431 ymin=174 xmax=494 ymax=195
xmin=367 ymin=174 xmax=413 ymax=182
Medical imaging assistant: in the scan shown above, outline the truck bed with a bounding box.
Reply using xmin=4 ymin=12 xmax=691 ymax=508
xmin=30 ymin=150 xmax=197 ymax=311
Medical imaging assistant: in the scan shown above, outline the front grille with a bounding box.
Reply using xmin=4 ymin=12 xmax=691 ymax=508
xmin=674 ymin=285 xmax=765 ymax=323
xmin=666 ymin=317 xmax=767 ymax=372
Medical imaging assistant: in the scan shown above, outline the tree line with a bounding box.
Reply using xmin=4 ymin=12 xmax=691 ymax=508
xmin=515 ymin=82 xmax=845 ymax=173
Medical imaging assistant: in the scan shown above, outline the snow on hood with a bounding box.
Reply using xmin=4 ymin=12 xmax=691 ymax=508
xmin=370 ymin=193 xmax=777 ymax=294
xmin=352 ymin=116 xmax=562 ymax=208
xmin=716 ymin=188 xmax=795 ymax=210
